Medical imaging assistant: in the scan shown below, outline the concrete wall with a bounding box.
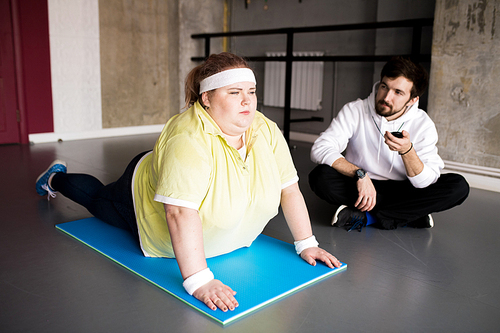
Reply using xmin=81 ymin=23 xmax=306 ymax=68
xmin=429 ymin=0 xmax=500 ymax=169
xmin=99 ymin=0 xmax=180 ymax=127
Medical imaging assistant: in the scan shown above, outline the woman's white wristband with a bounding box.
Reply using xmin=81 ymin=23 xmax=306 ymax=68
xmin=183 ymin=268 xmax=214 ymax=295
xmin=294 ymin=235 xmax=319 ymax=255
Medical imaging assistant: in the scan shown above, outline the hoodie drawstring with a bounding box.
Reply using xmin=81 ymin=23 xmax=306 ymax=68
xmin=371 ymin=115 xmax=404 ymax=173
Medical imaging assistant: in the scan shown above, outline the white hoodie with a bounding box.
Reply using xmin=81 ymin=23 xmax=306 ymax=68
xmin=311 ymin=82 xmax=444 ymax=188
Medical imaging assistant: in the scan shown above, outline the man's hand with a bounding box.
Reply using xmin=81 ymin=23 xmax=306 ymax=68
xmin=355 ymin=176 xmax=376 ymax=211
xmin=384 ymin=130 xmax=412 ymax=154
xmin=385 ymin=130 xmax=424 ymax=177
xmin=331 ymin=158 xmax=377 ymax=211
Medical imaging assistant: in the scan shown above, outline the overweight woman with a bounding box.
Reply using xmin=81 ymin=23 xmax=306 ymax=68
xmin=36 ymin=52 xmax=341 ymax=312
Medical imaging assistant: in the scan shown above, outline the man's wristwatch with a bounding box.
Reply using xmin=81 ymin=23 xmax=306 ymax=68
xmin=355 ymin=168 xmax=366 ymax=181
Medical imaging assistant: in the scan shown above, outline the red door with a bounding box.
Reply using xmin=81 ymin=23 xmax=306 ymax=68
xmin=0 ymin=0 xmax=20 ymax=144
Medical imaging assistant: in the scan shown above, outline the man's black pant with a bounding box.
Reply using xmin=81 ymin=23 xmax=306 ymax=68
xmin=308 ymin=164 xmax=470 ymax=229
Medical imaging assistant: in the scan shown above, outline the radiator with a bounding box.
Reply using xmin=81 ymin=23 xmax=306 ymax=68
xmin=263 ymin=51 xmax=324 ymax=111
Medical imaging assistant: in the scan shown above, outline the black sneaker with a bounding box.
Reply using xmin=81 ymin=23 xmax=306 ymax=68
xmin=407 ymin=214 xmax=434 ymax=228
xmin=331 ymin=205 xmax=367 ymax=232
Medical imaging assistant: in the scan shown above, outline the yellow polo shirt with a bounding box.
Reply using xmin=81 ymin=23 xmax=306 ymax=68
xmin=132 ymin=101 xmax=298 ymax=258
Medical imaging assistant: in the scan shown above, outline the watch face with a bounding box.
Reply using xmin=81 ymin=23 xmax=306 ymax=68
xmin=356 ymin=169 xmax=366 ymax=179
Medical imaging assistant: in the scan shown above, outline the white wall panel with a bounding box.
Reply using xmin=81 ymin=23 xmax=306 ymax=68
xmin=48 ymin=0 xmax=102 ymax=134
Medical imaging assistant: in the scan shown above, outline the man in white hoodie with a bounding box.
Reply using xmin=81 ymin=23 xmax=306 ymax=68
xmin=309 ymin=57 xmax=469 ymax=230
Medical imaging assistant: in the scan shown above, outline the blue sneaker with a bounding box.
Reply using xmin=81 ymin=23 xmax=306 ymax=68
xmin=36 ymin=160 xmax=67 ymax=199
xmin=331 ymin=205 xmax=367 ymax=232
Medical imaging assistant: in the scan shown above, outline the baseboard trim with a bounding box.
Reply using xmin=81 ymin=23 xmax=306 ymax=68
xmin=29 ymin=124 xmax=165 ymax=144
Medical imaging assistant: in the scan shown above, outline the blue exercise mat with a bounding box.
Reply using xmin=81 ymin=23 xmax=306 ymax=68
xmin=56 ymin=217 xmax=347 ymax=325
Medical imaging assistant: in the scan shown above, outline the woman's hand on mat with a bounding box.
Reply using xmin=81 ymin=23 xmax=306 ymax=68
xmin=193 ymin=279 xmax=239 ymax=312
xmin=300 ymin=247 xmax=342 ymax=268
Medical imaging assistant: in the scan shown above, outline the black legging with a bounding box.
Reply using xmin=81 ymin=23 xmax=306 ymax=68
xmin=51 ymin=151 xmax=151 ymax=234
xmin=309 ymin=164 xmax=470 ymax=229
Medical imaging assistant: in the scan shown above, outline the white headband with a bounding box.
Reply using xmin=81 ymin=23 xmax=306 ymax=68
xmin=199 ymin=68 xmax=256 ymax=94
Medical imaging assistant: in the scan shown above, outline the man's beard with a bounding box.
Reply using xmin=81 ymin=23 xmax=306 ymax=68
xmin=375 ymin=100 xmax=408 ymax=118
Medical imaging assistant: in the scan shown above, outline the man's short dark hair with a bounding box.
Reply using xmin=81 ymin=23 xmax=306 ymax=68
xmin=380 ymin=56 xmax=429 ymax=99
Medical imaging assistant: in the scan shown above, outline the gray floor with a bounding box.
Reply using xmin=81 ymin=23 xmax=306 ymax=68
xmin=2 ymin=134 xmax=500 ymax=333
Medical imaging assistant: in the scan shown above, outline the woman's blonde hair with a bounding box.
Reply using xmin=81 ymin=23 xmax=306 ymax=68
xmin=184 ymin=52 xmax=251 ymax=109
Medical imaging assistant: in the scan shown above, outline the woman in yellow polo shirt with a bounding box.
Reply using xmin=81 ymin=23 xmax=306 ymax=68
xmin=36 ymin=52 xmax=341 ymax=313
